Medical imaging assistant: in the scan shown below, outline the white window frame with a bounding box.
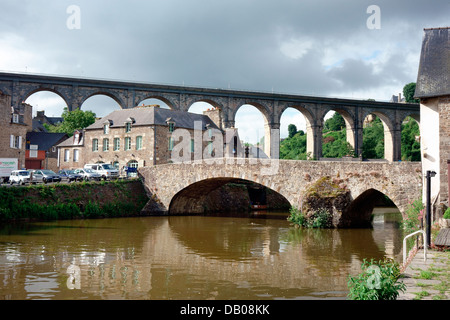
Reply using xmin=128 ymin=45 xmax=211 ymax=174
xmin=30 ymin=145 xmax=38 ymax=158
xmin=125 ymin=122 xmax=132 ymax=133
xmin=64 ymin=149 xmax=70 ymax=162
xmin=136 ymin=136 xmax=143 ymax=150
xmin=114 ymin=138 xmax=120 ymax=151
xmin=73 ymin=149 xmax=79 ymax=162
xmin=92 ymin=139 xmax=99 ymax=152
xmin=125 ymin=137 xmax=131 ymax=151
xmin=103 ymin=138 xmax=109 ymax=152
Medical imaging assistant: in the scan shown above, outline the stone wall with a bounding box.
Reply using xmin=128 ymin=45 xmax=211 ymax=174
xmin=439 ymin=96 xmax=450 ymax=206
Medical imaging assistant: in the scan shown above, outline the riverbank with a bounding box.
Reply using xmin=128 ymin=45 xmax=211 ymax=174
xmin=398 ymin=248 xmax=450 ymax=300
xmin=0 ymin=179 xmax=150 ymax=221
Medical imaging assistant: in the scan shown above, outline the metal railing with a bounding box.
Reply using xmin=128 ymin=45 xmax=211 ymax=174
xmin=403 ymin=230 xmax=427 ymax=265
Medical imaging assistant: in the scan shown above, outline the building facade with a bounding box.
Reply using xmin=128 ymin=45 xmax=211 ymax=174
xmin=415 ymin=27 xmax=450 ymax=218
xmin=0 ymin=91 xmax=32 ymax=169
xmin=57 ymin=106 xmax=244 ymax=172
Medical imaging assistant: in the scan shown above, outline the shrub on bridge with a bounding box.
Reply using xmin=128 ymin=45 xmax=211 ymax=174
xmin=288 ymin=206 xmax=332 ymax=228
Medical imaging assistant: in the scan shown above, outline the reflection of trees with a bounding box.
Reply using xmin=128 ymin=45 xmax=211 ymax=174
xmin=169 ymin=216 xmax=281 ymax=260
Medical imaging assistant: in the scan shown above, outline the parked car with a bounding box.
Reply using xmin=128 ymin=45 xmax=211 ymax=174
xmin=32 ymin=169 xmax=62 ymax=183
xmin=74 ymin=168 xmax=101 ymax=181
xmin=58 ymin=169 xmax=83 ymax=182
xmin=84 ymin=163 xmax=119 ymax=180
xmin=9 ymin=170 xmax=31 ymax=185
xmin=28 ymin=170 xmax=44 ymax=184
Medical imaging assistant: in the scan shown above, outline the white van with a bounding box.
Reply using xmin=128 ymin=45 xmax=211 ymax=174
xmin=84 ymin=163 xmax=119 ymax=180
xmin=9 ymin=170 xmax=31 ymax=185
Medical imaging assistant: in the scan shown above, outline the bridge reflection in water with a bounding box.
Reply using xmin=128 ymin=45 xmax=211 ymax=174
xmin=0 ymin=210 xmax=403 ymax=300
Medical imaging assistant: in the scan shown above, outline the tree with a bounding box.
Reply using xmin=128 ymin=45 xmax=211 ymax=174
xmin=362 ymin=116 xmax=384 ymax=159
xmin=288 ymin=124 xmax=298 ymax=138
xmin=403 ymin=83 xmax=420 ymax=103
xmin=324 ymin=112 xmax=345 ymax=132
xmin=45 ymin=107 xmax=96 ymax=136
xmin=401 ymin=117 xmax=421 ymax=161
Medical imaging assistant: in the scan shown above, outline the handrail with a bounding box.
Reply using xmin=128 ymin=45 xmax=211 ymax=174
xmin=403 ymin=230 xmax=427 ymax=265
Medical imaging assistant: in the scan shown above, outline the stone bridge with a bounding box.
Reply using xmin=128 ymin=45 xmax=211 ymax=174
xmin=0 ymin=72 xmax=419 ymax=161
xmin=138 ymin=158 xmax=422 ymax=227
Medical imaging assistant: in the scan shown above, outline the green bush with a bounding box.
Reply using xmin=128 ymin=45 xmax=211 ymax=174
xmin=347 ymin=258 xmax=406 ymax=300
xmin=444 ymin=207 xmax=450 ymax=219
xmin=402 ymin=196 xmax=425 ymax=251
xmin=287 ymin=206 xmax=306 ymax=226
xmin=287 ymin=206 xmax=331 ymax=228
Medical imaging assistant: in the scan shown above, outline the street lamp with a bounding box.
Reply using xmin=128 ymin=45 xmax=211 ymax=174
xmin=426 ymin=170 xmax=436 ymax=248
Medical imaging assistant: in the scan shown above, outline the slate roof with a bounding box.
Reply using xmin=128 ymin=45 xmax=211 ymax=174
xmin=85 ymin=107 xmax=220 ymax=131
xmin=415 ymin=27 xmax=450 ymax=98
xmin=26 ymin=132 xmax=69 ymax=151
xmin=56 ymin=130 xmax=85 ymax=148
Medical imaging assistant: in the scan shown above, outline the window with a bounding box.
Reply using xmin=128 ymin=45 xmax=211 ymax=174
xmin=136 ymin=136 xmax=143 ymax=150
xmin=114 ymin=138 xmax=120 ymax=151
xmin=73 ymin=149 xmax=79 ymax=162
xmin=125 ymin=122 xmax=132 ymax=133
xmin=10 ymin=135 xmax=22 ymax=149
xmin=168 ymin=137 xmax=174 ymax=151
xmin=64 ymin=149 xmax=70 ymax=162
xmin=125 ymin=137 xmax=131 ymax=151
xmin=190 ymin=139 xmax=195 ymax=153
xmin=12 ymin=114 xmax=19 ymax=124
xmin=30 ymin=145 xmax=38 ymax=158
xmin=168 ymin=122 xmax=175 ymax=133
xmin=208 ymin=141 xmax=213 ymax=155
xmin=103 ymin=138 xmax=109 ymax=151
xmin=103 ymin=124 xmax=110 ymax=134
xmin=92 ymin=139 xmax=99 ymax=152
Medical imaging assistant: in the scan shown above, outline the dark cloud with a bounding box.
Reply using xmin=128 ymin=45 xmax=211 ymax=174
xmin=1 ymin=0 xmax=449 ymax=101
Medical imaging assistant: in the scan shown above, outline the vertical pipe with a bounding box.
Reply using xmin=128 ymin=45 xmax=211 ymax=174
xmin=426 ymin=171 xmax=431 ymax=248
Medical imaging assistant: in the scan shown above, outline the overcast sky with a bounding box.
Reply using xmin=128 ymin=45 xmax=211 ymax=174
xmin=1 ymin=0 xmax=449 ymax=143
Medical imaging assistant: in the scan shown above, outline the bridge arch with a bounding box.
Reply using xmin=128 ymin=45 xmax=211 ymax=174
xmin=25 ymin=90 xmax=69 ymax=118
xmin=168 ymin=177 xmax=291 ymax=215
xmin=79 ymin=91 xmax=125 ymax=110
xmin=81 ymin=94 xmax=122 ymax=117
xmin=343 ymin=188 xmax=400 ymax=228
xmin=362 ymin=110 xmax=396 ymax=161
xmin=321 ymin=107 xmax=356 ymax=158
xmin=234 ymin=104 xmax=269 ymax=147
xmin=137 ymin=95 xmax=176 ymax=109
xmin=188 ymin=99 xmax=224 ymax=112
xmin=232 ymin=102 xmax=272 ymax=127
xmin=22 ymin=88 xmax=70 ymax=112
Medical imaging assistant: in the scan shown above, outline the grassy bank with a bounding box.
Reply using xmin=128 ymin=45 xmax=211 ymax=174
xmin=0 ymin=179 xmax=150 ymax=222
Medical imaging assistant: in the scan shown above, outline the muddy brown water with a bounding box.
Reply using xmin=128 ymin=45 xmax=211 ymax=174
xmin=0 ymin=208 xmax=403 ymax=300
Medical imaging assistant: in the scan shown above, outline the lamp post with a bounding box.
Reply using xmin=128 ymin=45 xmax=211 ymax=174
xmin=426 ymin=170 xmax=436 ymax=248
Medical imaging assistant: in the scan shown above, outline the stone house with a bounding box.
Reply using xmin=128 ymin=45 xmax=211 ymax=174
xmin=57 ymin=105 xmax=244 ymax=172
xmin=415 ymin=27 xmax=450 ymax=218
xmin=56 ymin=130 xmax=85 ymax=170
xmin=0 ymin=91 xmax=32 ymax=169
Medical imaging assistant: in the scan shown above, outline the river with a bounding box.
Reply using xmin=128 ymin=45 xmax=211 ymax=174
xmin=0 ymin=208 xmax=403 ymax=300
